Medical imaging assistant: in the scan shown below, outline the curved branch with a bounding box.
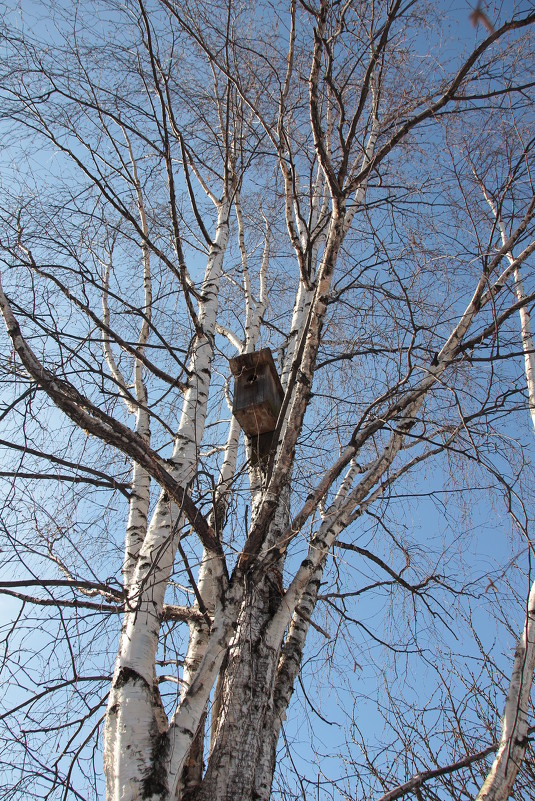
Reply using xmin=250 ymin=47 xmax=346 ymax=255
xmin=0 ymin=283 xmax=223 ymax=559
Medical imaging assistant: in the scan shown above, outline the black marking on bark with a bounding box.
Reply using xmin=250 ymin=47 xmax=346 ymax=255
xmin=267 ymin=567 xmax=284 ymax=616
xmin=176 ymin=725 xmax=194 ymax=737
xmin=113 ymin=666 xmax=150 ymax=690
xmin=142 ymin=727 xmax=170 ymax=800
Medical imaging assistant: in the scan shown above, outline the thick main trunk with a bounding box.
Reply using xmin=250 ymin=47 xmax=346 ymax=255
xmin=193 ymin=575 xmax=283 ymax=801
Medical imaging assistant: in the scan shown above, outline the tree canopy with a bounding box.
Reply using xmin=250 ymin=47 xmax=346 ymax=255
xmin=1 ymin=1 xmax=535 ymax=799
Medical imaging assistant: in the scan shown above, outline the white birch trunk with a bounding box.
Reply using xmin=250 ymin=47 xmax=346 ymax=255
xmin=476 ymin=580 xmax=535 ymax=801
xmin=514 ymin=265 xmax=535 ymax=431
xmin=192 ymin=499 xmax=290 ymax=801
xmin=176 ymin=415 xmax=242 ymax=799
xmin=481 ymin=188 xmax=535 ymax=430
xmin=172 ymin=198 xmax=270 ymax=796
xmin=475 ymin=191 xmax=535 ymax=801
xmin=252 ymin=560 xmax=325 ymax=801
xmin=124 ymin=145 xmax=153 ymax=589
xmin=103 ymin=202 xmax=230 ymax=801
xmin=192 ymin=107 xmax=451 ymax=798
xmin=192 ymin=582 xmax=282 ymax=801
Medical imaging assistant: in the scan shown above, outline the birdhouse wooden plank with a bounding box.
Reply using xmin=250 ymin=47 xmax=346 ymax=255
xmin=229 ymin=348 xmax=284 ymax=437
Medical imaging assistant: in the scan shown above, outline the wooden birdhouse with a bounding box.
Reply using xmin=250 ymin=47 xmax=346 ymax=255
xmin=229 ymin=348 xmax=284 ymax=438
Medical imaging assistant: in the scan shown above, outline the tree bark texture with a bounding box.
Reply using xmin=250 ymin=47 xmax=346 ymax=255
xmin=193 ymin=576 xmax=283 ymax=801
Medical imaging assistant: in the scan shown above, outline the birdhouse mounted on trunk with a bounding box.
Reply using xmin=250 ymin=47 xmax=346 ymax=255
xmin=229 ymin=348 xmax=284 ymax=438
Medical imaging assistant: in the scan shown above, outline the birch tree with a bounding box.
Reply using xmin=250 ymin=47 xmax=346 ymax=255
xmin=1 ymin=1 xmax=535 ymax=800
xmin=469 ymin=161 xmax=535 ymax=801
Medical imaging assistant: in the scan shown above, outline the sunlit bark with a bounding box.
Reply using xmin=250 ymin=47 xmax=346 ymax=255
xmin=477 ymin=583 xmax=535 ymax=801
xmin=1 ymin=3 xmax=535 ymax=801
xmin=103 ymin=202 xmax=230 ymax=800
xmin=473 ymin=185 xmax=535 ymax=801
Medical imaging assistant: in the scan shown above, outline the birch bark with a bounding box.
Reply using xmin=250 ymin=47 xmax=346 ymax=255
xmin=103 ymin=201 xmax=230 ymax=801
xmin=192 ymin=501 xmax=289 ymax=801
xmin=177 ymin=196 xmax=269 ymax=796
xmin=103 ymin=136 xmax=153 ymax=591
xmin=475 ymin=191 xmax=535 ymax=801
xmin=476 ymin=583 xmax=535 ymax=801
xmin=187 ymin=105 xmax=384 ymax=798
